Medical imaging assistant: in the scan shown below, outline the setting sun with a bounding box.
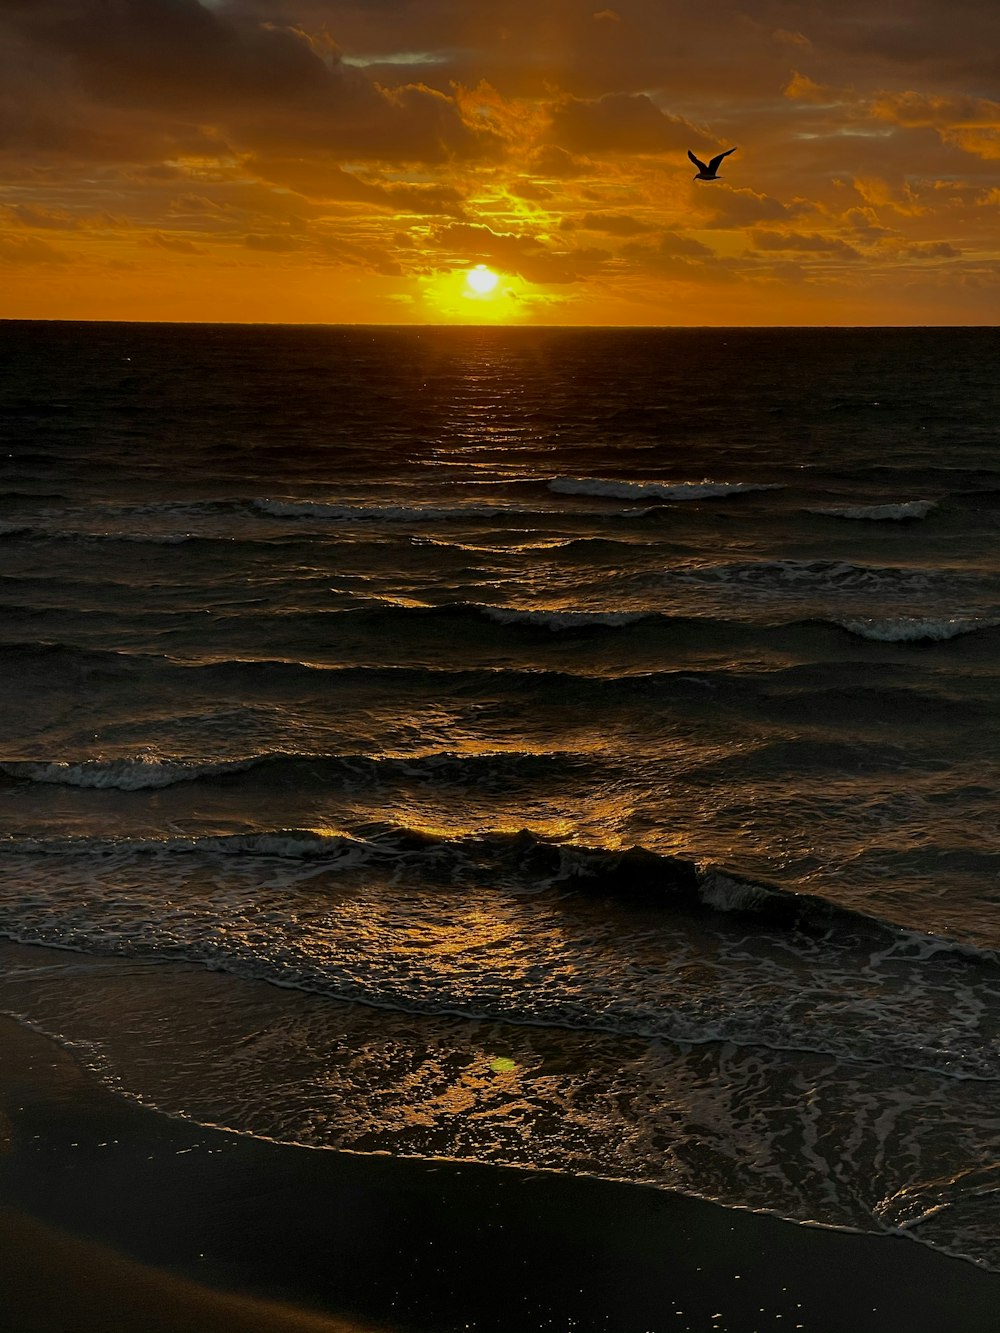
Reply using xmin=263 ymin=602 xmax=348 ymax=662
xmin=465 ymin=265 xmax=500 ymax=296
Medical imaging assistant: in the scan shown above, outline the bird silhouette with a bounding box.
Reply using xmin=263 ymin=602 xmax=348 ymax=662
xmin=688 ymin=147 xmax=737 ymax=180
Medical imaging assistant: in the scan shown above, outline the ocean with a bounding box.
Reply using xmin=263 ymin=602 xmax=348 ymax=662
xmin=2 ymin=320 xmax=1000 ymax=1275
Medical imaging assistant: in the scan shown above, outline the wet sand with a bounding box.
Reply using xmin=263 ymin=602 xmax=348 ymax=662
xmin=0 ymin=1015 xmax=997 ymax=1333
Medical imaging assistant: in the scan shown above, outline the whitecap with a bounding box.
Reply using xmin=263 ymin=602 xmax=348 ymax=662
xmin=0 ymin=757 xmax=253 ymax=791
xmin=809 ymin=501 xmax=936 ymax=521
xmin=834 ymin=616 xmax=1000 ymax=643
xmin=549 ymin=477 xmax=784 ymax=501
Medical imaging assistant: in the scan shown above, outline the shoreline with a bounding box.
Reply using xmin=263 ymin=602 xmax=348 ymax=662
xmin=1 ymin=1015 xmax=999 ymax=1333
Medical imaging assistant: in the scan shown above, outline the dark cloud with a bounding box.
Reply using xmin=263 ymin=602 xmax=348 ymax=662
xmin=245 ymin=155 xmax=467 ymax=213
xmin=579 ymin=212 xmax=655 ymax=235
xmin=0 ymin=232 xmax=74 ymax=264
xmin=144 ymin=230 xmax=204 ymax=252
xmin=546 ymin=94 xmax=695 ymax=155
xmin=751 ymin=229 xmax=862 ymax=258
xmin=0 ymin=1 xmax=504 ymax=167
xmin=702 ymin=188 xmax=808 ymax=228
xmin=657 ymin=232 xmax=714 ymax=258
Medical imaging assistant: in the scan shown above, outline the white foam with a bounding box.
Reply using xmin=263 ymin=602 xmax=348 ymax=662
xmin=0 ymin=757 xmax=253 ymax=791
xmin=549 ymin=477 xmax=784 ymax=501
xmin=666 ymin=559 xmax=936 ymax=592
xmin=810 ymin=501 xmax=937 ymax=521
xmin=114 ymin=532 xmax=197 ymax=544
xmin=834 ymin=616 xmax=1000 ymax=642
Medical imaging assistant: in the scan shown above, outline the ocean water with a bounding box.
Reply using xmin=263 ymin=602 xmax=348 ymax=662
xmin=2 ymin=321 xmax=1000 ymax=1270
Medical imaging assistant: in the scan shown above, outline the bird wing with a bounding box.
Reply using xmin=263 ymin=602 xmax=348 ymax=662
xmin=708 ymin=147 xmax=737 ymax=173
xmin=687 ymin=150 xmax=708 ymax=172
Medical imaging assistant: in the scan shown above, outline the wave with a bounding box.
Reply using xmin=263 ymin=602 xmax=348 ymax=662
xmin=549 ymin=477 xmax=784 ymax=501
xmin=7 ymin=596 xmax=1000 ymax=679
xmin=481 ymin=607 xmax=651 ymax=629
xmin=0 ymin=827 xmax=372 ymax=861
xmin=834 ymin=616 xmax=1000 ymax=643
xmin=0 ymin=757 xmax=255 ymax=791
xmin=0 ymin=524 xmax=201 ymax=546
xmin=0 ymin=823 xmax=979 ymax=946
xmin=2 ymin=826 xmax=1000 ymax=1083
xmin=0 ymin=748 xmax=588 ymax=793
xmin=253 ymin=498 xmax=523 ymax=523
xmin=809 ymin=500 xmax=936 ymax=521
xmin=663 ymin=558 xmax=962 ymax=594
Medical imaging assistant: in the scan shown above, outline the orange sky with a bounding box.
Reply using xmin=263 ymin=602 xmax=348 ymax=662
xmin=2 ymin=0 xmax=1000 ymax=325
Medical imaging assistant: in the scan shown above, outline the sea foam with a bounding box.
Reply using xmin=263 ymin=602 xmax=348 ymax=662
xmin=809 ymin=500 xmax=936 ymax=520
xmin=549 ymin=477 xmax=783 ymax=501
xmin=834 ymin=616 xmax=1000 ymax=642
xmin=0 ymin=757 xmax=253 ymax=791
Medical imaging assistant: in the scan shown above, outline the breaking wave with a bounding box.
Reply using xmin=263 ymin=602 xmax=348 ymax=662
xmin=834 ymin=616 xmax=1000 ymax=642
xmin=0 ymin=748 xmax=592 ymax=793
xmin=2 ymin=828 xmax=1000 ymax=1081
xmin=809 ymin=500 xmax=937 ymax=521
xmin=549 ymin=477 xmax=784 ymax=501
xmin=0 ymin=757 xmax=254 ymax=791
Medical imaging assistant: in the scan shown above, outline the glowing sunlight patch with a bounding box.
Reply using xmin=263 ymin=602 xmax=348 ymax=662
xmin=420 ymin=267 xmax=533 ymax=322
xmin=465 ymin=265 xmax=500 ymax=296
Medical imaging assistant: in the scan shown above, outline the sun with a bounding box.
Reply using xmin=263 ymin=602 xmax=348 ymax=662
xmin=465 ymin=265 xmax=500 ymax=296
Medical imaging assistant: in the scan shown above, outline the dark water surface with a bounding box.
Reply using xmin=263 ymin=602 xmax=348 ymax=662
xmin=2 ymin=321 xmax=1000 ymax=1270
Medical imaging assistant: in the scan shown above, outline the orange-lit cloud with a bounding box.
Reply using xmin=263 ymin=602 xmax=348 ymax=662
xmin=2 ymin=0 xmax=1000 ymax=324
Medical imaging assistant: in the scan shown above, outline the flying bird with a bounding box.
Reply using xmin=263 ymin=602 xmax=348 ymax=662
xmin=688 ymin=147 xmax=737 ymax=181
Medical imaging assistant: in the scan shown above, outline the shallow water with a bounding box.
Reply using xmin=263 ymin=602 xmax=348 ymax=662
xmin=2 ymin=321 xmax=1000 ymax=1267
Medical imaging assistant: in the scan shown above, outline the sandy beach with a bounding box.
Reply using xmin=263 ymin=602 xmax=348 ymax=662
xmin=0 ymin=1014 xmax=997 ymax=1333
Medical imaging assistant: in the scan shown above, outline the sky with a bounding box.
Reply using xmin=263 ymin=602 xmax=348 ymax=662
xmin=2 ymin=0 xmax=1000 ymax=325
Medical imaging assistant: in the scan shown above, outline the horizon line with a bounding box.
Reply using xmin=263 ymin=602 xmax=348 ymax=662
xmin=3 ymin=318 xmax=999 ymax=331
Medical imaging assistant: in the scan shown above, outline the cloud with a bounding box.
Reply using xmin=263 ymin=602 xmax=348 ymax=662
xmin=579 ymin=212 xmax=656 ymax=235
xmin=546 ymin=94 xmax=696 ymax=155
xmin=245 ymin=155 xmax=467 ymax=214
xmin=853 ymin=177 xmax=926 ymax=216
xmin=525 ymin=144 xmax=594 ymax=179
xmin=431 ymin=220 xmax=611 ymax=284
xmin=869 ymin=90 xmax=1000 ymax=129
xmin=702 ymin=188 xmax=807 ymax=229
xmin=750 ymin=229 xmax=862 ymax=258
xmin=0 ymin=232 xmax=73 ymax=265
xmin=657 ymin=232 xmax=715 ymax=258
xmin=243 ymin=231 xmax=301 ymax=251
xmin=888 ymin=238 xmax=962 ymax=259
xmin=144 ymin=230 xmax=204 ymax=252
xmin=621 ymin=233 xmax=739 ymax=283
xmin=508 ymin=178 xmax=555 ymax=202
xmin=1 ymin=203 xmax=83 ymax=229
xmin=784 ymin=72 xmax=837 ymax=104
xmin=0 ymin=2 xmax=505 ymax=168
